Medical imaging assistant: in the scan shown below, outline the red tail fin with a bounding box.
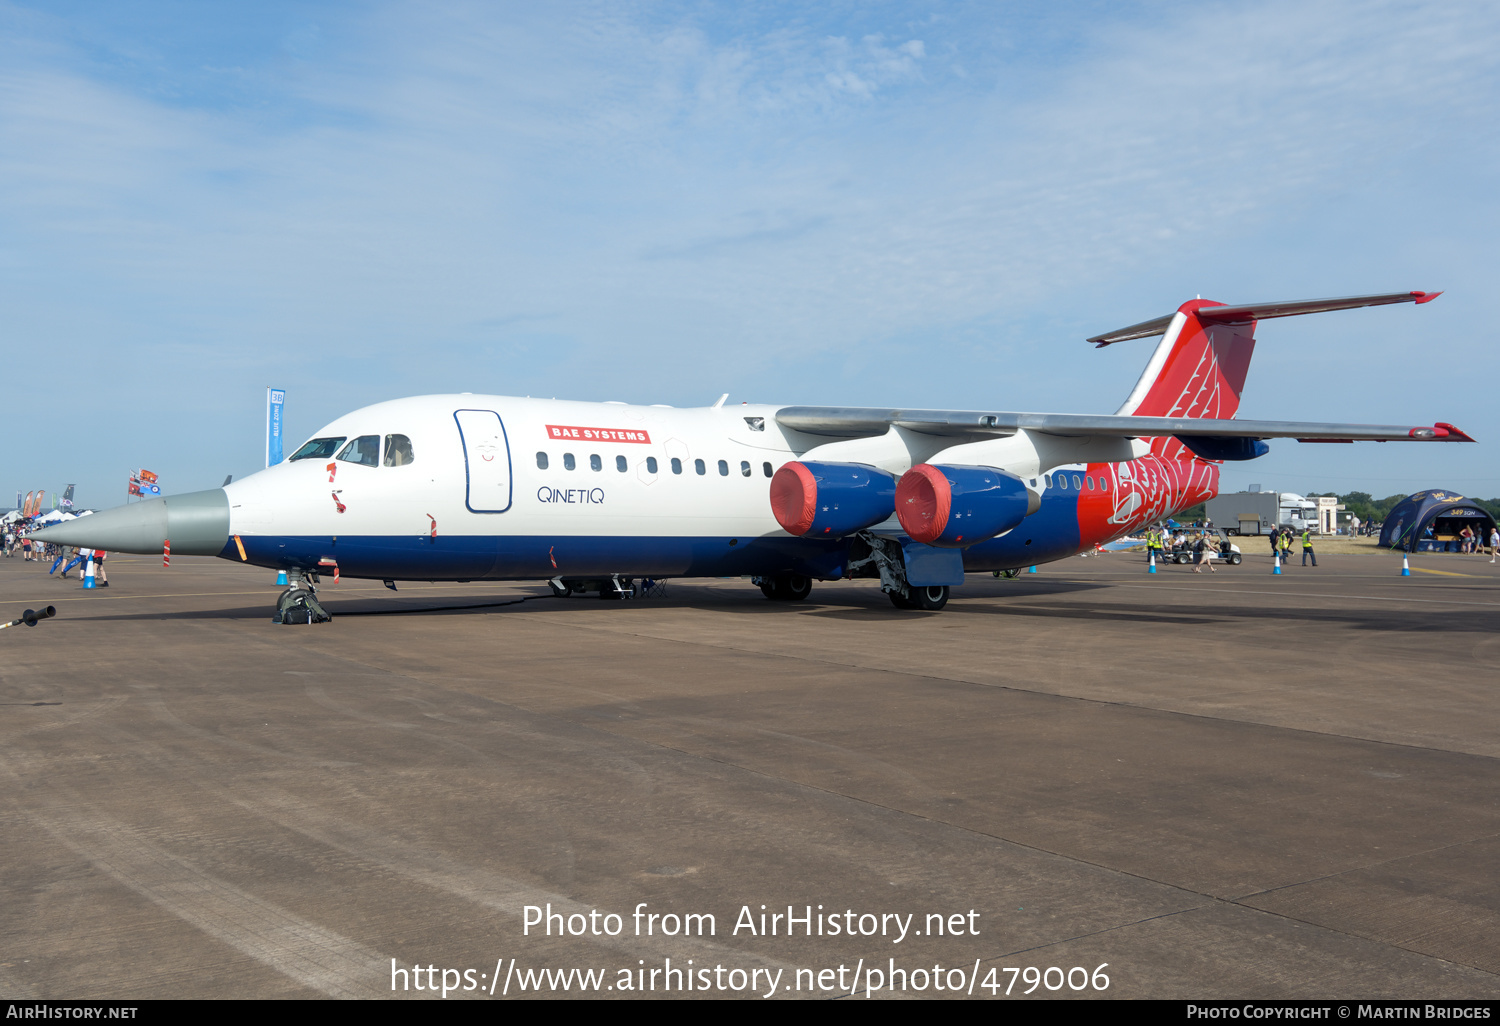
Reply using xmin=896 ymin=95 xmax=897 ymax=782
xmin=1116 ymin=300 xmax=1256 ymax=421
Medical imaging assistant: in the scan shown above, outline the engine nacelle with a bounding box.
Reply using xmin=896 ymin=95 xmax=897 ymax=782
xmin=896 ymin=464 xmax=1033 ymax=547
xmin=770 ymin=461 xmax=897 ymax=538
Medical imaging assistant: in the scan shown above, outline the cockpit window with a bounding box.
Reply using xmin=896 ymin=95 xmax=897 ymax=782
xmin=336 ymin=435 xmax=381 ymax=467
xmin=289 ymin=437 xmax=346 ymax=462
xmin=384 ymin=434 xmax=415 ymax=467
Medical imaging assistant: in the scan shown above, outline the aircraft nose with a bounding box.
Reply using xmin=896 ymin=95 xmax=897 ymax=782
xmin=30 ymin=489 xmax=231 ymax=556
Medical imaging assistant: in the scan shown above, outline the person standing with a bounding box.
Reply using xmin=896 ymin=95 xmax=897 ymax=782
xmin=1278 ymin=528 xmax=1293 ymax=567
xmin=1301 ymin=528 xmax=1317 ymax=566
xmin=1490 ymin=525 xmax=1499 ymax=564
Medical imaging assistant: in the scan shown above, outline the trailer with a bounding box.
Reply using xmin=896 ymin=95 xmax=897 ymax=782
xmin=1207 ymin=491 xmax=1319 ymax=535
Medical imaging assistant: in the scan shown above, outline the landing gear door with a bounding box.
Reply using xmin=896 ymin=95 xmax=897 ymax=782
xmin=455 ymin=409 xmax=512 ymax=513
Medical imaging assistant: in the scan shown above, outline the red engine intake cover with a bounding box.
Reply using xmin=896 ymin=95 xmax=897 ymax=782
xmin=769 ymin=462 xmax=819 ymax=536
xmin=895 ymin=464 xmax=952 ymax=543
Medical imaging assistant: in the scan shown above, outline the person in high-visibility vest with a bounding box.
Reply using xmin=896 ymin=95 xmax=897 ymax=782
xmin=1278 ymin=528 xmax=1292 ymax=566
xmin=1301 ymin=528 xmax=1317 ymax=566
xmin=1145 ymin=526 xmax=1159 ymax=562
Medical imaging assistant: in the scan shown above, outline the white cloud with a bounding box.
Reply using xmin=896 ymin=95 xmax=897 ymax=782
xmin=1 ymin=0 xmax=1496 ymax=499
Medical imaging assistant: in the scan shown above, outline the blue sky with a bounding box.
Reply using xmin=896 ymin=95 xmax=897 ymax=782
xmin=3 ymin=1 xmax=1497 ymax=507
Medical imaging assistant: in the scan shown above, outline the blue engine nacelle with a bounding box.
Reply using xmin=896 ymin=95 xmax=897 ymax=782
xmin=896 ymin=464 xmax=1033 ymax=547
xmin=1175 ymin=435 xmax=1271 ymax=461
xmin=770 ymin=461 xmax=897 ymax=537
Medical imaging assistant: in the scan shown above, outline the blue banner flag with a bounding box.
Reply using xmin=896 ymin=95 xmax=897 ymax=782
xmin=267 ymin=388 xmax=286 ymax=467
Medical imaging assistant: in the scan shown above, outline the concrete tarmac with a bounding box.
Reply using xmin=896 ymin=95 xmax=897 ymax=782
xmin=1 ymin=550 xmax=1497 ymax=1000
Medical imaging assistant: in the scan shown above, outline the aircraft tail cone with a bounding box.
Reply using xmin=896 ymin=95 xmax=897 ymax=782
xmin=31 ymin=490 xmax=230 ymax=557
xmin=1401 ymin=553 xmax=1411 ymax=576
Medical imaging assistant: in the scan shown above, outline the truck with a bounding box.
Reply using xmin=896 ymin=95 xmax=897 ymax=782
xmin=1205 ymin=491 xmax=1321 ymax=536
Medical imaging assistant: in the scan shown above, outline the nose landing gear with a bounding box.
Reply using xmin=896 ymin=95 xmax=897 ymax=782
xmin=273 ymin=569 xmax=332 ymax=624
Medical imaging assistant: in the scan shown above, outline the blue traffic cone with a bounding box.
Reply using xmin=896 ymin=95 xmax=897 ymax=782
xmin=1148 ymin=549 xmax=1157 ymax=574
xmin=276 ymin=570 xmax=288 ymax=586
xmin=83 ymin=556 xmax=96 ymax=589
xmin=1272 ymin=551 xmax=1282 ymax=575
xmin=1401 ymin=553 xmax=1411 ymax=577
xmin=1028 ymin=565 xmax=1037 ymax=574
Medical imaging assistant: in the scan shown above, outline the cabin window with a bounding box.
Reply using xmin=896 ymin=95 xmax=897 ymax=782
xmin=336 ymin=435 xmax=381 ymax=467
xmin=647 ymin=457 xmax=658 ymax=474
xmin=718 ymin=460 xmax=729 ymax=476
xmin=1072 ymin=474 xmax=1082 ymax=490
xmin=536 ymin=452 xmax=549 ymax=470
xmin=695 ymin=459 xmax=706 ymax=476
xmin=1058 ymin=475 xmax=1068 ymax=490
xmin=1085 ymin=475 xmax=1094 ymax=490
xmin=291 ymin=437 xmax=346 ymax=462
xmin=741 ymin=461 xmax=751 ymax=477
xmin=616 ymin=455 xmax=627 ymax=472
xmin=590 ymin=454 xmax=602 ymax=472
xmin=671 ymin=458 xmax=682 ymax=475
xmin=763 ymin=462 xmax=773 ymax=478
xmin=383 ymin=435 xmax=415 ymax=467
xmin=563 ymin=453 xmax=576 ymax=471
xmin=1044 ymin=474 xmax=1053 ymax=488
xmin=1100 ymin=478 xmax=1109 ymax=492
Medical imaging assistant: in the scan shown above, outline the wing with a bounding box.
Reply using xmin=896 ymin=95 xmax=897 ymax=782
xmin=774 ymin=407 xmax=1474 ymax=443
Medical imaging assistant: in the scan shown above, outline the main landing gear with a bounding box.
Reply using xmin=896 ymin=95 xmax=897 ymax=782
xmin=888 ymin=584 xmax=950 ymax=611
xmin=755 ymin=574 xmax=812 ymax=601
xmin=273 ymin=569 xmax=332 ymax=624
xmin=846 ymin=532 xmax=950 ymax=612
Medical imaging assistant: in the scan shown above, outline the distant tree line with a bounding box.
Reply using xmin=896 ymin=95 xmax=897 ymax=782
xmin=1173 ymin=491 xmax=1500 ymax=526
xmin=1302 ymin=491 xmax=1500 ymax=524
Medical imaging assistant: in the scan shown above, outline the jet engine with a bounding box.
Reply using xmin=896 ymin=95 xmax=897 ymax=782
xmin=895 ymin=464 xmax=1034 ymax=547
xmin=770 ymin=461 xmax=897 ymax=537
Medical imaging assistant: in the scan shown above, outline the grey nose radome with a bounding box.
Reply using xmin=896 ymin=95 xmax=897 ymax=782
xmin=31 ymin=489 xmax=231 ymax=556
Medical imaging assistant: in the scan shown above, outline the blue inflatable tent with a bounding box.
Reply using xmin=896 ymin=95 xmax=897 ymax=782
xmin=1379 ymin=490 xmax=1495 ymax=552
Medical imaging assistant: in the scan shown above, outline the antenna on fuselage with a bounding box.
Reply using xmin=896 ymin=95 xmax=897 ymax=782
xmin=712 ymin=394 xmax=728 ymax=408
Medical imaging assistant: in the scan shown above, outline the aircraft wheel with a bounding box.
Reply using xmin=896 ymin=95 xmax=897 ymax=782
xmin=762 ymin=574 xmax=812 ymax=601
xmin=782 ymin=575 xmax=812 ymax=601
xmin=912 ymin=585 xmax=949 ymax=611
xmin=548 ymin=579 xmax=570 ymax=597
xmin=888 ymin=590 xmax=918 ymax=609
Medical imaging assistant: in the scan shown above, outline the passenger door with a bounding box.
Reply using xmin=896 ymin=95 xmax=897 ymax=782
xmin=454 ymin=410 xmax=512 ymax=513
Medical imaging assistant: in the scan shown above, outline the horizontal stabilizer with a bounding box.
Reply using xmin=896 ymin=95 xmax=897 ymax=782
xmin=775 ymin=406 xmax=1473 ymax=443
xmin=1088 ymin=291 xmax=1441 ymax=347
